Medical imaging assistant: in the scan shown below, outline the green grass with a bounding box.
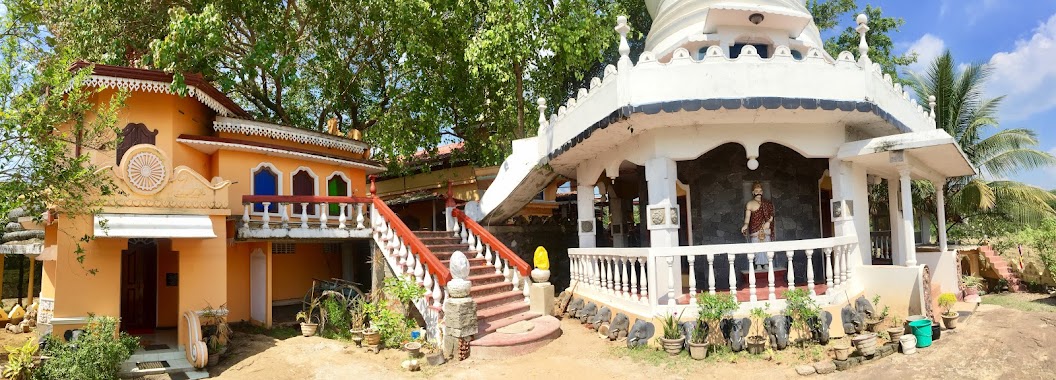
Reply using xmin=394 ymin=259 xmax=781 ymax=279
xmin=982 ymin=293 xmax=1056 ymax=313
xmin=230 ymin=322 xmax=299 ymax=340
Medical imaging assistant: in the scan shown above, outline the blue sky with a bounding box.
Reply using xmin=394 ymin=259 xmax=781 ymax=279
xmin=841 ymin=0 xmax=1056 ymax=188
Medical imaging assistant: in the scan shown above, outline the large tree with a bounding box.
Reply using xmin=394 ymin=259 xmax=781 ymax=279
xmin=808 ymin=1 xmax=915 ymax=82
xmin=911 ymin=51 xmax=1056 ymax=230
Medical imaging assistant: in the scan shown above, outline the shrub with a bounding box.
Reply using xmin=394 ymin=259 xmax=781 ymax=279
xmin=695 ymin=292 xmax=738 ymax=346
xmin=37 ymin=315 xmax=139 ymax=380
xmin=782 ymin=288 xmax=820 ymax=348
xmin=3 ymin=338 xmax=38 ymax=380
xmin=321 ymin=294 xmax=352 ymax=339
xmin=938 ymin=293 xmax=957 ymax=315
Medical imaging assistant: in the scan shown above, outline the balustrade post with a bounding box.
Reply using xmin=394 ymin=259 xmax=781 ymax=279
xmin=424 ymin=264 xmax=434 ymax=298
xmin=474 ymin=237 xmax=483 ymax=254
xmin=836 ymin=245 xmax=845 ymax=287
xmin=467 ymin=231 xmax=476 ymax=253
xmin=615 ymin=258 xmax=624 ymax=298
xmin=300 ymin=203 xmax=309 ymax=229
xmin=632 ymin=257 xmax=642 ymax=301
xmin=824 ymin=247 xmax=834 ymax=292
xmin=242 ymin=203 xmax=250 ymax=228
xmin=687 ymin=256 xmax=697 ymax=301
xmin=727 ymin=254 xmax=737 ymax=297
xmin=278 ymin=203 xmax=289 ymax=228
xmin=621 ymin=258 xmax=630 ymax=299
xmin=766 ymin=252 xmax=776 ymax=302
xmin=261 ymin=202 xmax=271 ymax=229
xmin=706 ymin=254 xmax=716 ymax=295
xmin=356 ymin=204 xmax=365 ymax=229
xmin=522 ymin=276 xmax=531 ymax=303
xmin=785 ymin=251 xmax=795 ymax=290
xmin=748 ymin=254 xmax=757 ymax=302
xmin=483 ymin=245 xmax=493 ymax=266
xmin=414 ymin=253 xmax=425 ymax=284
xmin=640 ymin=258 xmax=648 ymax=301
xmin=606 ymin=258 xmax=615 ymax=295
xmin=806 ymin=249 xmax=816 ymax=296
xmin=841 ymin=245 xmax=850 ymax=284
xmin=511 ymin=271 xmax=520 ymax=292
xmin=431 ymin=276 xmax=443 ymax=308
xmin=666 ymin=256 xmax=676 ymax=306
xmin=319 ymin=205 xmax=329 ymax=229
xmin=338 ymin=203 xmax=347 ymax=229
xmin=494 ymin=254 xmax=503 ymax=275
xmin=503 ymin=257 xmax=513 ymax=284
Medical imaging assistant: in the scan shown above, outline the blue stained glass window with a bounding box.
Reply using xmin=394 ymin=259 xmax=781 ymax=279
xmin=253 ymin=166 xmax=279 ymax=213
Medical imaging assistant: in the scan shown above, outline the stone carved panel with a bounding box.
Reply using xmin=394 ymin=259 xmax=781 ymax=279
xmin=650 ymin=209 xmax=665 ymax=226
xmin=580 ymin=220 xmax=593 ymax=233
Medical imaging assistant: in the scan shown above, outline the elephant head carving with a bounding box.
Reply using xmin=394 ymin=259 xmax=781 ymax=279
xmin=591 ymin=307 xmax=612 ymax=331
xmin=626 ymin=320 xmax=656 ymax=348
xmin=578 ymin=302 xmax=597 ymax=323
xmin=765 ymin=314 xmax=793 ymax=350
xmin=808 ymin=310 xmax=834 ymax=344
xmin=841 ymin=304 xmax=864 ymax=334
xmin=720 ymin=317 xmax=751 ymax=352
xmin=608 ymin=313 xmax=630 ymax=341
xmin=567 ymin=298 xmax=584 ymax=317
xmin=855 ymin=296 xmax=876 ymax=320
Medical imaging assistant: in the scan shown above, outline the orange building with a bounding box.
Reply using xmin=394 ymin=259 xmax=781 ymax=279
xmin=34 ymin=64 xmax=384 ymax=359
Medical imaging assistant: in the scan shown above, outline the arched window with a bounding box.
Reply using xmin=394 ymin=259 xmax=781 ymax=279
xmin=292 ymin=168 xmax=318 ymax=215
xmin=252 ymin=165 xmax=279 ymax=213
xmin=327 ymin=172 xmax=350 ymax=216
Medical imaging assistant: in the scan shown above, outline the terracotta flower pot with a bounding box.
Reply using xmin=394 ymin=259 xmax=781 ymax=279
xmin=885 ymin=327 xmax=904 ymax=342
xmin=688 ymin=341 xmax=708 ymax=360
xmin=851 ymin=333 xmax=878 ymax=356
xmin=404 ymin=342 xmax=422 ymax=358
xmin=747 ymin=336 xmax=766 ymax=355
xmin=833 ymin=344 xmax=852 ymax=361
xmin=364 ymin=329 xmax=381 ymax=346
xmin=350 ymin=329 xmax=364 ymax=347
xmin=300 ymin=322 xmax=318 ymax=337
xmin=208 ymin=353 xmax=219 ymax=367
xmin=660 ymin=336 xmax=685 ymax=356
xmin=942 ymin=312 xmax=959 ymax=329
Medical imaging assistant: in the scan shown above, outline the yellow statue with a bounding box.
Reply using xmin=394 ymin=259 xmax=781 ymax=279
xmin=534 ymin=246 xmax=549 ymax=270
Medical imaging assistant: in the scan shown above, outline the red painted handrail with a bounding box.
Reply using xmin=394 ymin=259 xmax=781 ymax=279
xmin=372 ymin=197 xmax=451 ymax=286
xmin=451 ymin=209 xmax=531 ymax=277
xmin=242 ymin=195 xmax=373 ymax=204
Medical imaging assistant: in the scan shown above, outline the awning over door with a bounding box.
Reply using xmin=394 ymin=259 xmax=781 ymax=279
xmin=837 ymin=129 xmax=976 ymax=179
xmin=94 ymin=214 xmax=217 ymax=239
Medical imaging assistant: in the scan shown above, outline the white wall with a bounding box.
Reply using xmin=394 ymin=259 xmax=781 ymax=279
xmin=856 ymin=265 xmax=925 ymax=319
xmin=917 ymin=251 xmax=958 ymax=295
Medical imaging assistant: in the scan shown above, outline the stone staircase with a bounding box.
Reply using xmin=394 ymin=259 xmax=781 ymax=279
xmin=978 ymin=245 xmax=1026 ymax=292
xmin=118 ymin=346 xmax=209 ymax=379
xmin=414 ymin=230 xmax=561 ymax=358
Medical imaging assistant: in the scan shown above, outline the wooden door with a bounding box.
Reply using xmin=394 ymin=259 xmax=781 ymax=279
xmin=121 ymin=240 xmax=157 ymax=333
xmin=292 ymin=170 xmax=316 ymax=215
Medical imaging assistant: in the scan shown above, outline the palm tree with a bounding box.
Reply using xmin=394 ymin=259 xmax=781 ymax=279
xmin=909 ymin=50 xmax=1056 ymax=231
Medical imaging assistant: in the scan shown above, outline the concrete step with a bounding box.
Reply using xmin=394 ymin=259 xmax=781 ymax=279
xmin=119 ymin=353 xmax=206 ymax=379
xmin=469 ymin=265 xmax=495 ymax=276
xmin=477 ymin=302 xmax=530 ymax=324
xmin=468 ymin=273 xmax=506 ymax=286
xmin=470 ymin=315 xmax=563 ymax=359
xmin=478 ymin=311 xmax=540 ymax=335
xmin=470 ymin=281 xmax=513 ymax=299
xmin=427 ymin=244 xmax=473 ymax=252
xmin=474 ymin=290 xmax=524 ymax=310
xmin=418 ymin=237 xmax=463 ymax=245
xmin=441 ymin=257 xmax=488 ymax=267
xmin=414 ymin=231 xmax=458 ymax=239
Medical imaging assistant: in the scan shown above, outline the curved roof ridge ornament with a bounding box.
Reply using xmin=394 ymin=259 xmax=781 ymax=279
xmin=615 ymin=16 xmax=632 ymax=70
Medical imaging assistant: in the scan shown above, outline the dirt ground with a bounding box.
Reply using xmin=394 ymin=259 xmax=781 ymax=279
xmin=212 ymin=299 xmax=1056 ymax=380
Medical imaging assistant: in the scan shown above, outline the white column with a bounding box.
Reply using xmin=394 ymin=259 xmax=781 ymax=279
xmin=934 ymin=179 xmax=948 ymax=253
xmin=886 ymin=178 xmax=903 ymax=264
xmin=899 ymin=166 xmax=917 ymax=266
xmin=608 ymin=182 xmax=626 ymax=248
xmin=576 ymin=184 xmax=597 ymax=248
xmin=645 ymin=156 xmax=679 ymax=247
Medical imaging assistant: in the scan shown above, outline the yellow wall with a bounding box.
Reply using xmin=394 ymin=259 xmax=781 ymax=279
xmin=171 ymin=216 xmax=228 ymax=348
xmin=271 ymin=243 xmax=342 ymax=301
xmin=156 ymin=239 xmax=179 ymax=328
xmin=217 ymin=150 xmax=368 ymax=217
xmin=47 ymin=216 xmax=124 ymax=338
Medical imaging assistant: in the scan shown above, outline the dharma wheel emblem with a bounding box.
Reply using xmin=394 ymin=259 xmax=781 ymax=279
xmin=127 ymin=151 xmax=167 ymax=192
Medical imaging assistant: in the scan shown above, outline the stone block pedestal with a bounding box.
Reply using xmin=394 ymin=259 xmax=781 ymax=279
xmin=529 ymin=282 xmax=555 ymax=316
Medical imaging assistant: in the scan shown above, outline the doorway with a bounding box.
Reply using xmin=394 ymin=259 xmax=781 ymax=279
xmin=121 ymin=239 xmax=158 ymax=334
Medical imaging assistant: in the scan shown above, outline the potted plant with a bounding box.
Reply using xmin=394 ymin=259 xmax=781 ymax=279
xmin=201 ymin=304 xmax=231 ymax=356
xmin=885 ymin=315 xmax=904 ymax=343
xmin=962 ymin=275 xmax=983 ymax=296
xmin=687 ymin=319 xmax=708 ymax=360
xmin=657 ymin=310 xmax=685 ymax=356
xmin=832 ymin=338 xmax=852 ymax=361
xmin=746 ymin=307 xmax=769 ymax=355
xmin=696 ymin=292 xmax=739 ymax=354
xmin=349 ymin=297 xmax=367 ymax=347
xmin=296 ymin=297 xmax=321 ymax=337
xmin=206 ymin=335 xmax=223 ymax=367
xmin=865 ymin=295 xmax=889 ymax=332
xmin=939 ymin=292 xmax=958 ymax=329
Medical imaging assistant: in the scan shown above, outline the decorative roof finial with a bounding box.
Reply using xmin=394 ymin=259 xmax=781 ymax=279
xmin=928 ymin=95 xmax=937 ymax=119
xmin=537 ymin=97 xmax=548 ymax=132
xmin=855 ymin=13 xmax=871 ymax=66
xmin=615 ymin=16 xmax=631 ymax=69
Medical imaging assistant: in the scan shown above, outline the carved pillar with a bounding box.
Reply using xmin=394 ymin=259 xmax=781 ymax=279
xmin=899 ymin=166 xmax=917 ymax=266
xmin=442 ymin=251 xmax=477 ymax=361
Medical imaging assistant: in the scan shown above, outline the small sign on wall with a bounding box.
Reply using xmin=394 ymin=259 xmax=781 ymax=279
xmin=37 ymin=298 xmax=54 ymax=325
xmin=831 ymin=199 xmax=854 ymax=221
xmin=166 ymin=273 xmax=179 ymax=287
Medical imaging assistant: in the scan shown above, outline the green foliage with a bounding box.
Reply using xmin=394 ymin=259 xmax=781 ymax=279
xmin=690 ymin=317 xmax=708 ymax=344
xmin=349 ymin=296 xmax=367 ymax=330
xmin=321 ymin=295 xmax=351 ymax=339
xmin=297 ymin=296 xmax=320 ymax=324
xmin=748 ymin=306 xmax=770 ymax=338
xmin=997 ymin=219 xmax=1056 ymax=285
xmin=657 ymin=309 xmax=684 ymax=340
xmin=961 ymin=275 xmax=983 ymax=289
xmin=382 ymin=276 xmax=426 ymax=305
xmin=782 ymin=289 xmax=820 ymax=348
xmin=938 ymin=293 xmax=957 ymax=315
xmin=695 ymin=293 xmax=738 ymax=346
xmin=37 ymin=315 xmax=140 ymax=380
xmin=808 ymin=1 xmax=915 ymax=82
xmin=362 ymin=296 xmax=416 ymax=349
xmin=3 ymin=338 xmax=38 ymax=380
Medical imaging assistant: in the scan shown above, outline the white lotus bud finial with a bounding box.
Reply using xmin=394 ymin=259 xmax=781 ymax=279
xmin=928 ymin=95 xmax=937 ymax=119
xmin=615 ymin=16 xmax=631 ymax=67
xmin=537 ymin=98 xmax=548 ymax=132
xmin=449 ymin=250 xmax=469 ymax=280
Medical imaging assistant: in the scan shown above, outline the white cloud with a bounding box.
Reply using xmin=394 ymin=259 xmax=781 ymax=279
xmin=904 ymin=34 xmax=946 ymax=76
xmin=987 ymin=13 xmax=1056 ymax=121
xmin=940 ymin=0 xmax=1001 ymax=25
